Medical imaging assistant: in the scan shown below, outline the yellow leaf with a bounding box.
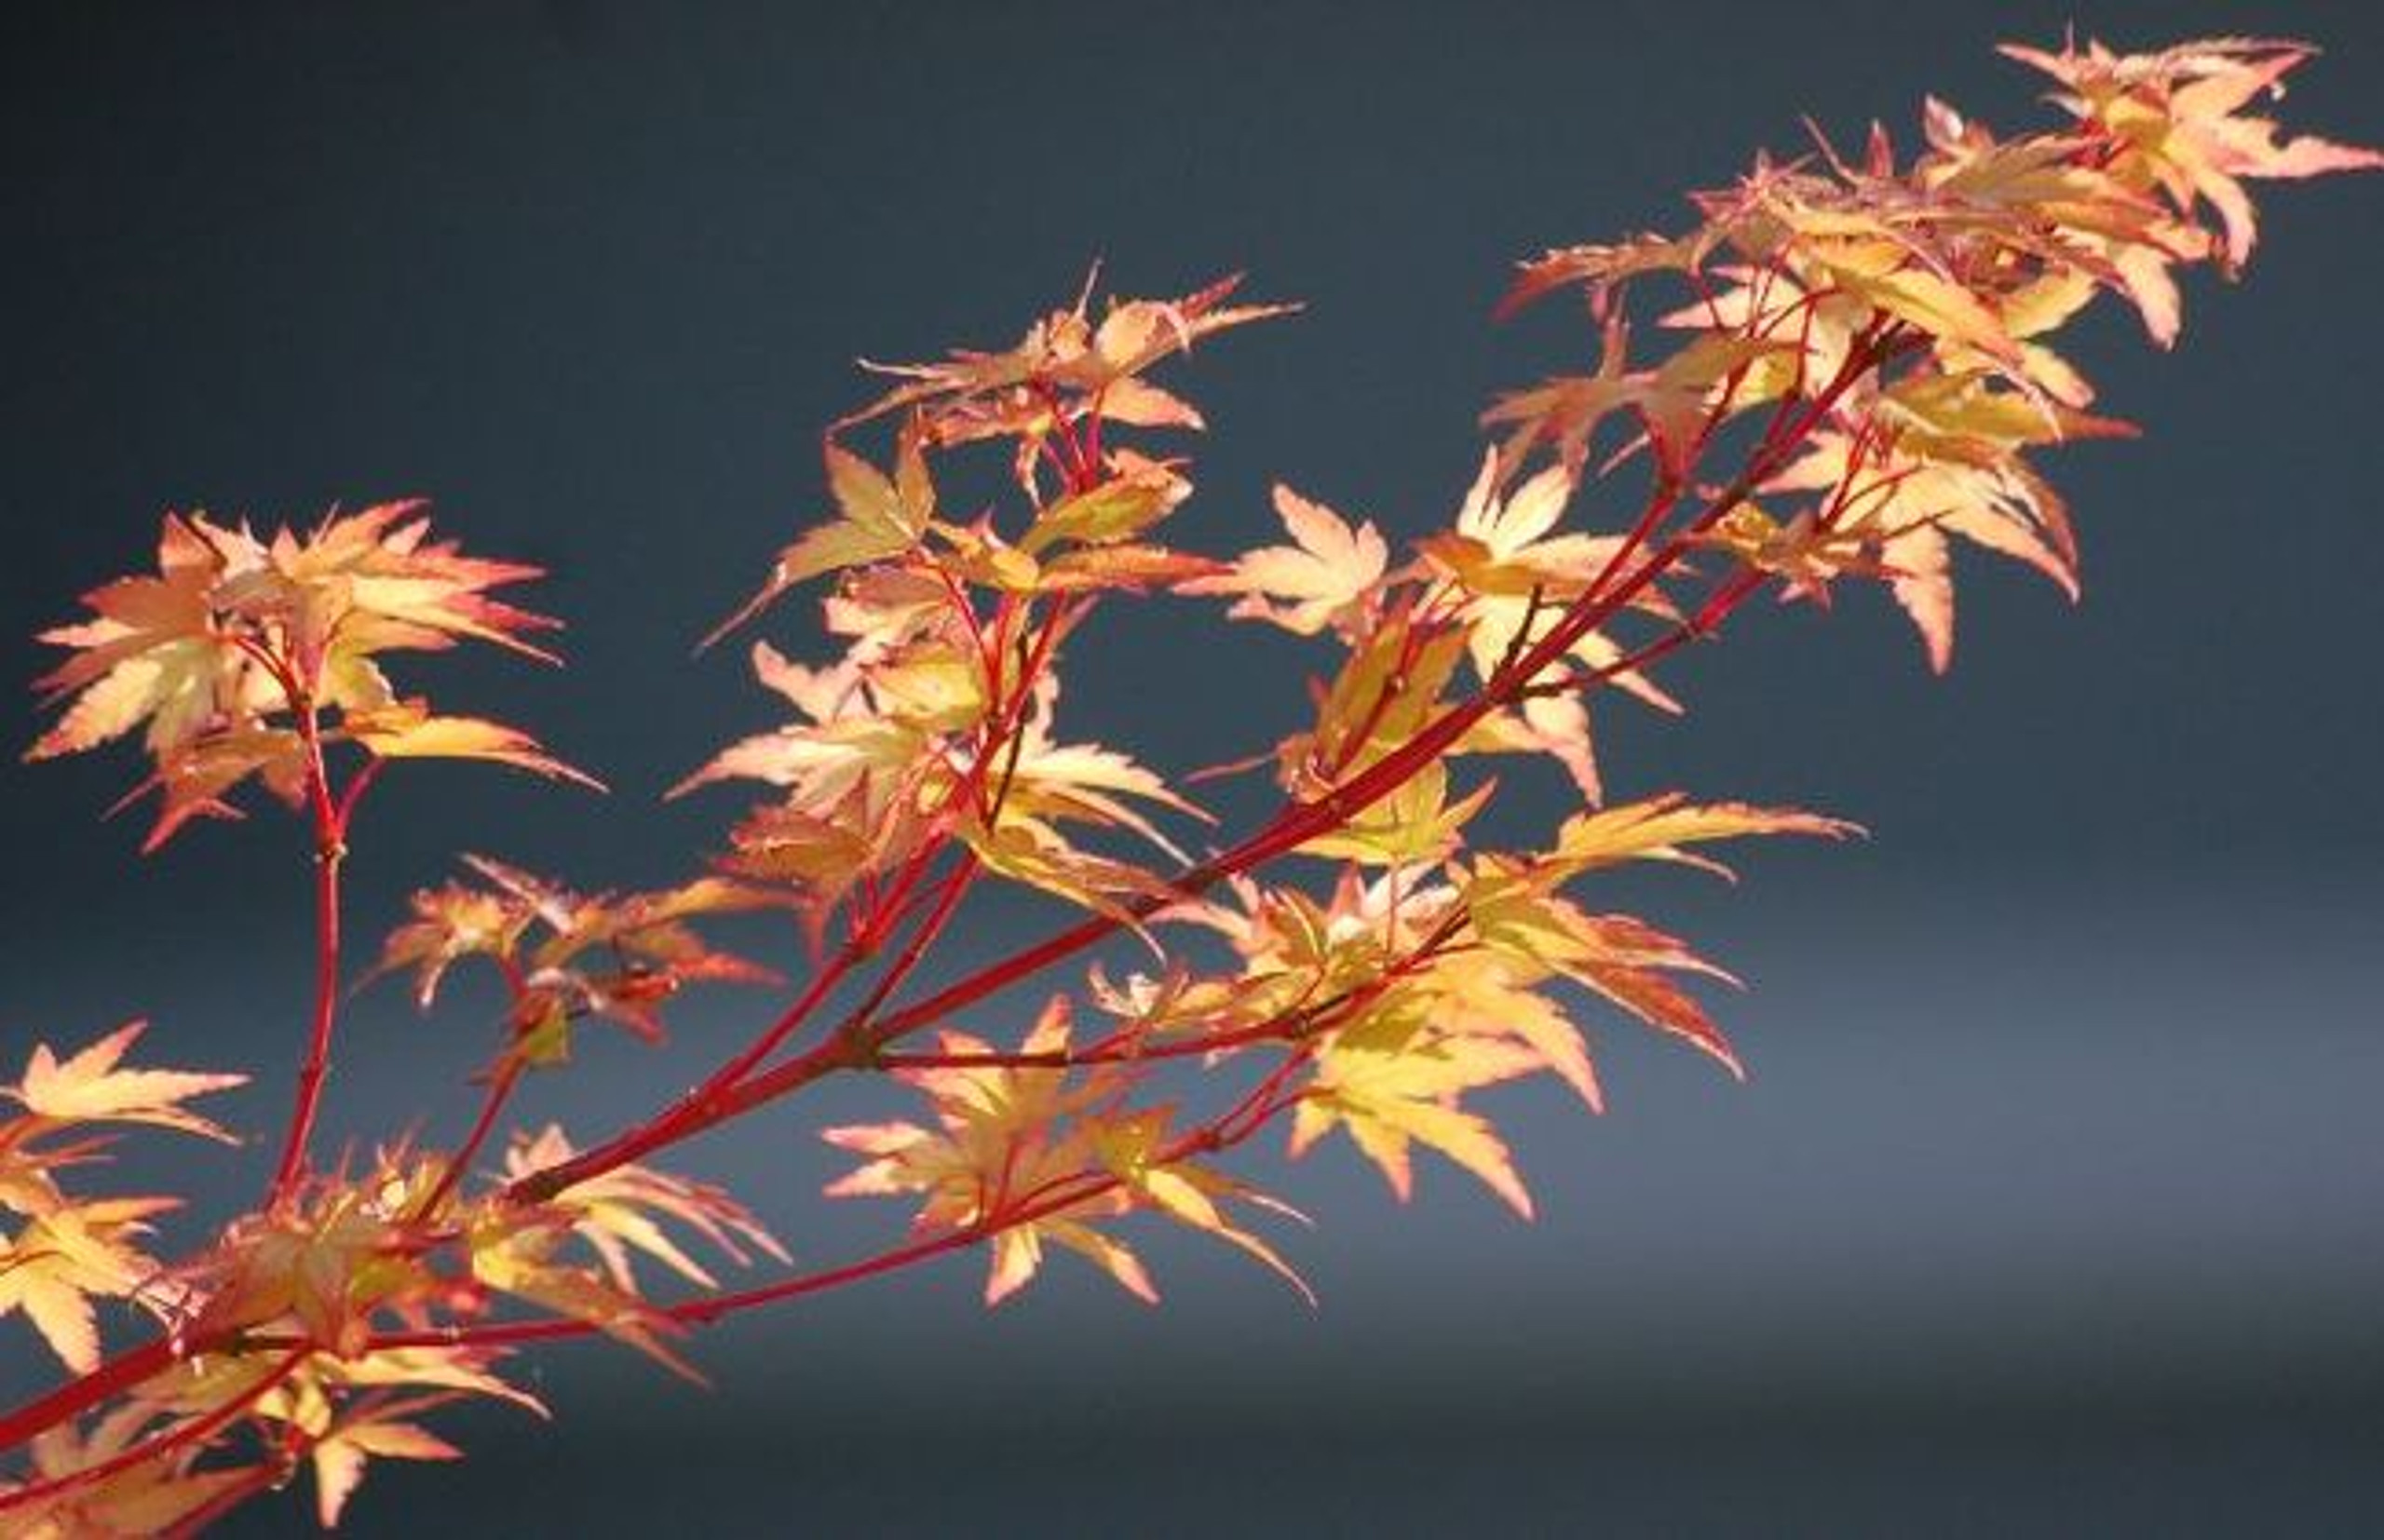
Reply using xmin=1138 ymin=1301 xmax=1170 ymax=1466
xmin=2001 ymin=36 xmax=2383 ymax=272
xmin=1835 ymin=261 xmax=2017 ymax=358
xmin=1293 ymin=1018 xmax=1544 ymax=1217
xmin=311 ymin=1415 xmax=462 ymax=1529
xmin=345 ymin=702 xmax=603 ymax=790
xmin=1185 ymin=484 xmax=1387 ymax=636
xmin=7 ymin=1020 xmax=245 ymax=1141
xmin=705 ymin=434 xmax=936 ymax=647
xmin=1552 ymin=793 xmax=1857 ymax=880
xmin=0 ymin=1197 xmax=179 ymax=1372
xmin=1020 ymin=453 xmax=1189 ymax=554
xmin=1468 ymin=871 xmax=1743 ymax=1075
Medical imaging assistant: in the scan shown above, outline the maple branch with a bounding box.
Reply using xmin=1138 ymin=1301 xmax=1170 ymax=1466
xmin=892 ymin=328 xmax=1900 ymax=982
xmin=0 ymin=1347 xmax=304 ymax=1515
xmin=0 ymin=316 xmax=1906 ymax=1475
xmin=413 ymin=1055 xmax=525 ymax=1222
xmin=341 ymin=1036 xmax=1324 ymax=1355
xmin=871 ymin=1031 xmax=1255 ymax=1073
xmin=1031 ymin=377 xmax=1102 ymax=494
xmin=354 ymin=911 xmax=1477 ymax=1358
xmin=266 ymin=702 xmax=353 ymax=1209
xmin=839 ymin=854 xmax=982 ymax=1048
xmin=165 ymin=1468 xmax=283 ymax=1534
xmin=495 ymin=906 xmax=891 ymax=1206
xmin=1519 ymin=564 xmax=1770 ymax=701
xmin=169 ymin=1460 xmax=287 ymax=1536
xmin=505 ymin=590 xmax=1074 ymax=1205
xmin=12 ymin=34 xmax=2374 ymax=1530
xmin=0 ymin=1337 xmax=183 ymax=1455
xmin=878 ymin=907 xmax=1470 ymax=1074
xmin=0 ymin=309 xmax=1863 ymax=1480
xmin=502 ymin=327 xmax=1905 ymax=1203
xmin=332 ymin=756 xmax=385 ymax=834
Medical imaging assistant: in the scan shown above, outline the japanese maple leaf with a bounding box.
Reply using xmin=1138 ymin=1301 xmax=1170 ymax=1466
xmin=373 ymin=861 xmax=781 ymax=1053
xmin=1775 ymin=410 xmax=2106 ymax=670
xmin=1483 ymin=321 xmax=1772 ymax=482
xmin=199 ymin=1342 xmax=530 ymax=1529
xmin=839 ymin=273 xmax=1294 ymax=439
xmin=704 ymin=430 xmax=938 ymax=649
xmin=1497 ymin=229 xmax=1722 ymax=319
xmin=823 ymin=1000 xmax=1157 ymax=1304
xmin=674 ymin=628 xmax=952 ymax=923
xmin=1290 ymin=1011 xmax=1545 ymax=1218
xmin=1551 ymin=792 xmax=1857 ymax=880
xmin=2000 ymin=36 xmax=2384 ymax=271
xmin=1424 ymin=450 xmax=1639 ymax=600
xmin=1019 ymin=450 xmax=1192 ymax=555
xmin=25 ymin=515 xmax=267 ymax=764
xmin=1904 ymin=101 xmax=2201 ymax=356
xmin=1090 ymin=1106 xmax=1314 ymax=1304
xmin=219 ymin=1350 xmax=537 ymax=1528
xmin=522 ymin=874 xmax=783 ymax=984
xmin=372 ymin=882 xmax=539 ymax=1009
xmin=6 ymin=1020 xmax=246 ymax=1142
xmin=233 ymin=500 xmax=560 ymax=684
xmin=983 ymin=678 xmax=1207 ymax=859
xmin=497 ymin=1125 xmax=786 ymax=1293
xmin=0 ymin=1024 xmax=242 ymax=1371
xmin=1659 ymin=263 xmax=1874 ymax=412
xmin=6 ymin=1402 xmax=260 ymax=1535
xmin=306 ymin=1403 xmax=463 ymax=1531
xmin=1422 ymin=451 xmax=1683 ymax=798
xmin=0 ymin=1192 xmax=180 ymax=1372
xmin=32 ymin=503 xmax=556 ymax=751
xmin=1065 ymin=277 xmax=1298 ymax=394
xmin=1242 ymin=874 xmax=1603 ymax=1213
xmin=30 ymin=504 xmax=576 ymax=848
xmin=341 ymin=700 xmax=602 ymax=790
xmin=116 ymin=725 xmax=310 ymax=853
xmin=188 ymin=1167 xmax=446 ymax=1358
xmin=1185 ymin=483 xmax=1388 ymax=638
xmin=1467 ymin=862 xmax=1745 ymax=1076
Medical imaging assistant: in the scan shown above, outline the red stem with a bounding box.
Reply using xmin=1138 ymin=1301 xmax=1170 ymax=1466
xmin=506 ymin=592 xmax=1075 ymax=1206
xmin=841 ymin=855 xmax=982 ymax=1049
xmin=347 ymin=1049 xmax=1314 ymax=1357
xmin=1523 ymin=561 xmax=1770 ymax=701
xmin=0 ymin=1336 xmax=183 ymax=1455
xmin=376 ymin=896 xmax=1482 ymax=1358
xmin=166 ymin=1460 xmax=284 ymax=1537
xmin=1031 ymin=378 xmax=1100 ymax=493
xmin=413 ymin=1056 xmax=524 ymax=1221
xmin=266 ymin=704 xmax=351 ymax=1208
xmin=497 ymin=915 xmax=887 ymax=1205
xmin=877 ymin=909 xmax=1461 ymax=1074
xmin=0 ymin=1347 xmax=305 ymax=1514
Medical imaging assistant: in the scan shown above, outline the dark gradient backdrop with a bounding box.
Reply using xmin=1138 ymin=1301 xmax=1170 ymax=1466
xmin=6 ymin=3 xmax=2381 ymax=1535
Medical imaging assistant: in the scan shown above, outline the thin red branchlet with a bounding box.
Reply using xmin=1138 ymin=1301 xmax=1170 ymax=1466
xmin=3 ymin=34 xmax=2375 ymax=1532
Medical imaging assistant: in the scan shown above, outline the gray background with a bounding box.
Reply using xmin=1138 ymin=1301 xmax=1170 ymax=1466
xmin=5 ymin=2 xmax=2380 ymax=1533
